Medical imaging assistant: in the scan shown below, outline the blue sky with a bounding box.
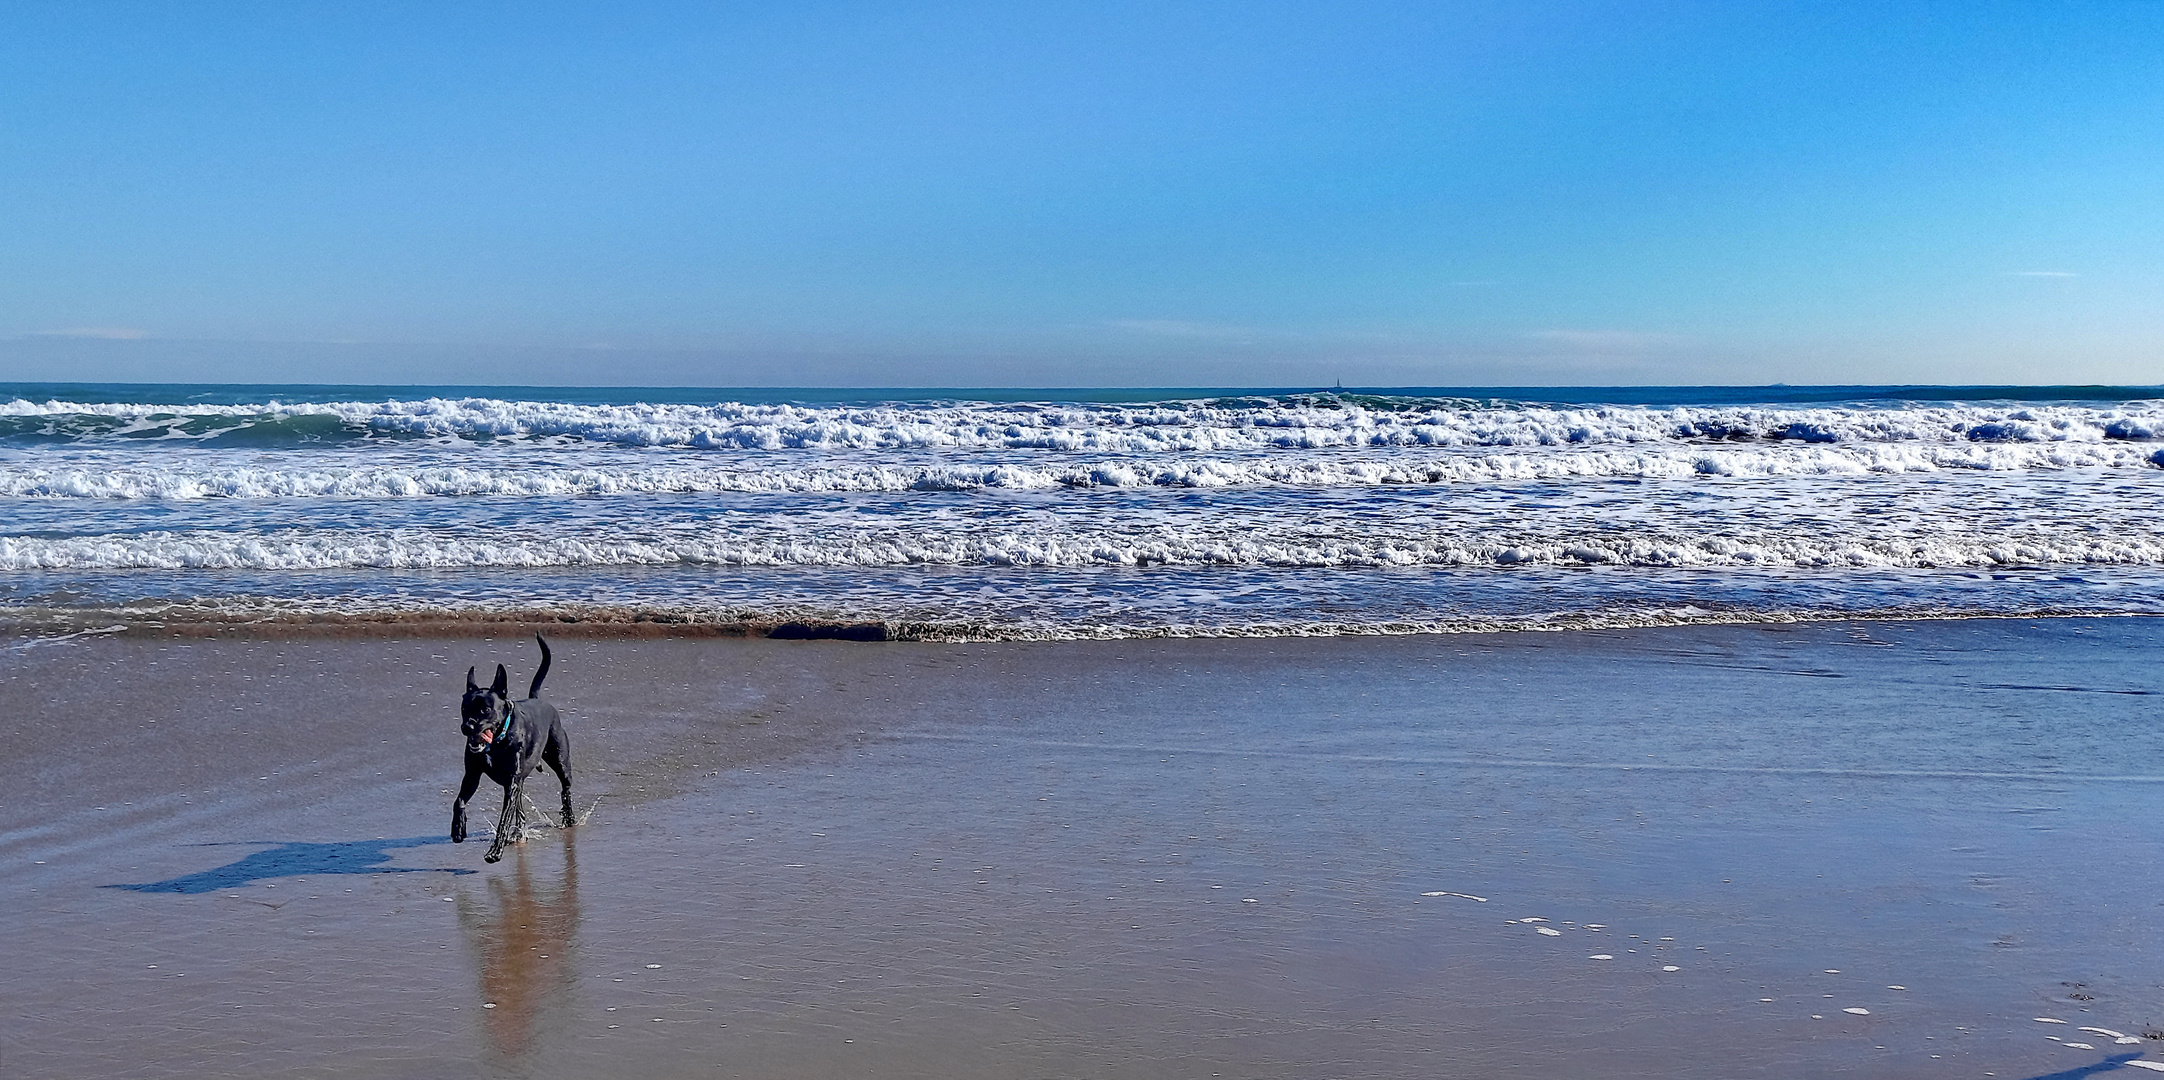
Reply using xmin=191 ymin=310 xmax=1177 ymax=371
xmin=1 ymin=1 xmax=2157 ymax=387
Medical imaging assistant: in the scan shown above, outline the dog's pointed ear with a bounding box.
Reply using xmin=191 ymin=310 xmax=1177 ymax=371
xmin=467 ymin=666 xmax=479 ymax=690
xmin=491 ymin=665 xmax=509 ymax=696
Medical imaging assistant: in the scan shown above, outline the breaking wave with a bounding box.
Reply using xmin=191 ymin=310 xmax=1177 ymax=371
xmin=4 ymin=525 xmax=2160 ymax=572
xmin=1 ymin=441 xmax=2160 ymax=500
xmin=5 ymin=385 xmax=2163 ymax=637
xmin=3 ymin=394 xmax=2163 ymax=453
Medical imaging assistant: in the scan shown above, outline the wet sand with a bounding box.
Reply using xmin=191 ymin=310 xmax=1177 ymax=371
xmin=6 ymin=619 xmax=2164 ymax=1078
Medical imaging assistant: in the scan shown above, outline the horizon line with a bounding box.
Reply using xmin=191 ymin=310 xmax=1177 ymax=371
xmin=5 ymin=380 xmax=2161 ymax=392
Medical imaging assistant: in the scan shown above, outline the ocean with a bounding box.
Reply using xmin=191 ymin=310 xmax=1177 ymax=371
xmin=2 ymin=382 xmax=2161 ymax=639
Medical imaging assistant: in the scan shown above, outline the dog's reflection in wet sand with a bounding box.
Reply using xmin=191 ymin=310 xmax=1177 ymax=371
xmin=457 ymin=837 xmax=580 ymax=1058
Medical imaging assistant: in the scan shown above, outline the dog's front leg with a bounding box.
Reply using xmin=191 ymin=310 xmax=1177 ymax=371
xmin=451 ymin=759 xmax=483 ymax=843
xmin=484 ymin=779 xmax=523 ymax=863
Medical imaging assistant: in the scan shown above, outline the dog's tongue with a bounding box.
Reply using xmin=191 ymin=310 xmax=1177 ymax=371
xmin=478 ymin=729 xmax=494 ymax=745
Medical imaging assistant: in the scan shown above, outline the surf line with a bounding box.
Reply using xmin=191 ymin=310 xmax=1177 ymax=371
xmin=2 ymin=625 xmax=130 ymax=652
xmin=893 ymin=733 xmax=2164 ymax=785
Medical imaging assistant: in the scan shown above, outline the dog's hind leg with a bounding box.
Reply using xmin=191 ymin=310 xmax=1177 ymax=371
xmin=543 ymin=723 xmax=575 ymax=828
xmin=484 ymin=780 xmax=523 ymax=863
xmin=451 ymin=759 xmax=483 ymax=843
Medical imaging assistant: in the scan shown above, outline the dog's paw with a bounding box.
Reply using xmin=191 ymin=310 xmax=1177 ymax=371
xmin=484 ymin=850 xmax=502 ymax=863
xmin=451 ymin=833 xmax=465 ymax=843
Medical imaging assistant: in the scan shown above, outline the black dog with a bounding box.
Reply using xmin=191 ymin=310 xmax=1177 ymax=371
xmin=452 ymin=634 xmax=575 ymax=863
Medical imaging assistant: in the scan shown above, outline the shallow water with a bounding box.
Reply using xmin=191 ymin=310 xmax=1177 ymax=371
xmin=6 ymin=619 xmax=2164 ymax=1078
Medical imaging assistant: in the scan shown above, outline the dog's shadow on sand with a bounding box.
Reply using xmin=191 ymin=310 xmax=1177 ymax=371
xmin=106 ymin=836 xmax=475 ymax=894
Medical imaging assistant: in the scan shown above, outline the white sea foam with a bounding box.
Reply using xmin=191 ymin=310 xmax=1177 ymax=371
xmin=4 ymin=390 xmax=2162 ymax=633
xmin=5 ymin=395 xmax=2162 ymax=455
xmin=3 ymin=523 xmax=2159 ymax=572
xmin=1 ymin=437 xmax=2160 ymax=500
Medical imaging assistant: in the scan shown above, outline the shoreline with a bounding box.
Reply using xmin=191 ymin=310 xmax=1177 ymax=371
xmin=3 ymin=603 xmax=2157 ymax=644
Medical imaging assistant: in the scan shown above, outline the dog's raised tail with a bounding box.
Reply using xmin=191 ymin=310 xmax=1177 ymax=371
xmin=529 ymin=633 xmax=552 ymax=698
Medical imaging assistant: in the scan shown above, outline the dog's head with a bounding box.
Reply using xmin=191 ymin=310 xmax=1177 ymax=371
xmin=460 ymin=664 xmax=512 ymax=753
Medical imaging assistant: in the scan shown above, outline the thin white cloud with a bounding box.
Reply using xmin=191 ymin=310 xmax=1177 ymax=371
xmin=1106 ymin=319 xmax=1256 ymax=340
xmin=1526 ymin=329 xmax=1685 ymax=351
xmin=26 ymin=326 xmax=148 ymax=340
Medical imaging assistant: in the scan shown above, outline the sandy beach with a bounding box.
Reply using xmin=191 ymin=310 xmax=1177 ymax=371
xmin=7 ymin=618 xmax=2164 ymax=1078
